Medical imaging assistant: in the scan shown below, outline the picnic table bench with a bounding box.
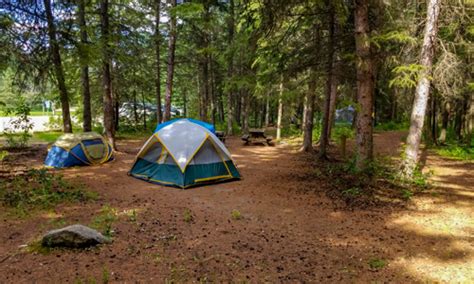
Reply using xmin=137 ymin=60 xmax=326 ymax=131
xmin=241 ymin=129 xmax=273 ymax=145
xmin=215 ymin=131 xmax=226 ymax=143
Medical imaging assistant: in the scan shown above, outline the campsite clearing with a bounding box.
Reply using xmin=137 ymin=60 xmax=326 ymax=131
xmin=0 ymin=131 xmax=473 ymax=282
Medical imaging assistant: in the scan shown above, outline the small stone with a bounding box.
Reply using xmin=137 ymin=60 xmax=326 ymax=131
xmin=42 ymin=224 xmax=110 ymax=248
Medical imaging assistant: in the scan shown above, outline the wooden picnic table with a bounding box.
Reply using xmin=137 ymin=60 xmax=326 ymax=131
xmin=241 ymin=128 xmax=273 ymax=145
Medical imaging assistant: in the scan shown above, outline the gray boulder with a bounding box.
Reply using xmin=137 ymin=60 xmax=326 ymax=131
xmin=42 ymin=224 xmax=110 ymax=248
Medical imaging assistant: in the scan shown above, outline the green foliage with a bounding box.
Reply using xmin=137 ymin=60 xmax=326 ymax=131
xmin=371 ymin=30 xmax=417 ymax=50
xmin=389 ymin=64 xmax=425 ymax=88
xmin=0 ymin=150 xmax=8 ymax=161
xmin=342 ymin=187 xmax=361 ymax=197
xmin=32 ymin=131 xmax=63 ymax=143
xmin=368 ymin=258 xmax=387 ymax=270
xmin=90 ymin=205 xmax=118 ymax=238
xmin=436 ymin=145 xmax=474 ymax=161
xmin=401 ymin=189 xmax=413 ymax=200
xmin=2 ymin=99 xmax=33 ymax=148
xmin=375 ymin=121 xmax=409 ymax=131
xmin=231 ymin=209 xmax=242 ymax=220
xmin=333 ymin=124 xmax=354 ymax=140
xmin=183 ymin=208 xmax=194 ymax=223
xmin=281 ymin=124 xmax=302 ymax=138
xmin=0 ymin=169 xmax=96 ymax=215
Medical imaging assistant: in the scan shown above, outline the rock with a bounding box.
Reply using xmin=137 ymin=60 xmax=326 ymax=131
xmin=42 ymin=224 xmax=110 ymax=248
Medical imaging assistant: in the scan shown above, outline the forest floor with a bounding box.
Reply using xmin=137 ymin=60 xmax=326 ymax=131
xmin=0 ymin=131 xmax=473 ymax=283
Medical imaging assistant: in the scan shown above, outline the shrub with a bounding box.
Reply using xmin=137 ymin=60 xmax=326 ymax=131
xmin=2 ymin=99 xmax=33 ymax=148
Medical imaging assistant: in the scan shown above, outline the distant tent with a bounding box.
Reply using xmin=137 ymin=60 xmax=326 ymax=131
xmin=130 ymin=119 xmax=240 ymax=188
xmin=335 ymin=106 xmax=355 ymax=123
xmin=44 ymin=132 xmax=114 ymax=168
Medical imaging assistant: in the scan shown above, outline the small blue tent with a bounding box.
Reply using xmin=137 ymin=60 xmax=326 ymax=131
xmin=130 ymin=119 xmax=239 ymax=188
xmin=44 ymin=132 xmax=114 ymax=168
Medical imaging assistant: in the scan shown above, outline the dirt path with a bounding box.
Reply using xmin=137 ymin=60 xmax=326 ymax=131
xmin=0 ymin=132 xmax=472 ymax=283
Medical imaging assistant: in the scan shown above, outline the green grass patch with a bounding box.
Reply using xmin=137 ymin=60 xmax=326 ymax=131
xmin=231 ymin=209 xmax=242 ymax=220
xmin=435 ymin=144 xmax=474 ymax=161
xmin=90 ymin=205 xmax=118 ymax=238
xmin=375 ymin=121 xmax=409 ymax=131
xmin=368 ymin=258 xmax=387 ymax=270
xmin=32 ymin=131 xmax=63 ymax=143
xmin=183 ymin=208 xmax=194 ymax=223
xmin=0 ymin=169 xmax=97 ymax=216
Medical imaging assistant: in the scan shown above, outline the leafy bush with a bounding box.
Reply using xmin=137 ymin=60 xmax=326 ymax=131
xmin=2 ymin=99 xmax=33 ymax=148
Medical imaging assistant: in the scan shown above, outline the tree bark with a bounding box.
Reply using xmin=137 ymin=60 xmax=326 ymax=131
xmin=78 ymin=0 xmax=91 ymax=132
xmin=276 ymin=76 xmax=284 ymax=140
xmin=265 ymin=92 xmax=270 ymax=127
xmin=467 ymin=93 xmax=474 ymax=144
xmin=402 ymin=0 xmax=441 ymax=177
xmin=154 ymin=0 xmax=162 ymax=123
xmin=163 ymin=0 xmax=177 ymax=122
xmin=100 ymin=0 xmax=116 ymax=149
xmin=431 ymin=93 xmax=438 ymax=145
xmin=318 ymin=0 xmax=335 ymax=159
xmin=199 ymin=60 xmax=209 ymax=122
xmin=327 ymin=63 xmax=339 ymax=139
xmin=302 ymin=71 xmax=316 ymax=152
xmin=354 ymin=0 xmax=376 ymax=171
xmin=439 ymin=101 xmax=450 ymax=144
xmin=241 ymin=91 xmax=249 ymax=134
xmin=226 ymin=0 xmax=235 ymax=135
xmin=44 ymin=0 xmax=72 ymax=133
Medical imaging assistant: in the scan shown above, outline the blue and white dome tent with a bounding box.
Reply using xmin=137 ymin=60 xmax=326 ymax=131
xmin=129 ymin=118 xmax=240 ymax=188
xmin=44 ymin=132 xmax=114 ymax=168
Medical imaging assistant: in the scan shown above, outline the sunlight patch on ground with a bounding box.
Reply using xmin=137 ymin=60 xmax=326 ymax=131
xmin=392 ymin=254 xmax=474 ymax=283
xmin=390 ymin=204 xmax=474 ymax=283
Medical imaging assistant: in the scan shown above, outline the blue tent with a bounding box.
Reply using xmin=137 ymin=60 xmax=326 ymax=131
xmin=130 ymin=119 xmax=239 ymax=188
xmin=44 ymin=132 xmax=114 ymax=168
xmin=154 ymin=118 xmax=216 ymax=134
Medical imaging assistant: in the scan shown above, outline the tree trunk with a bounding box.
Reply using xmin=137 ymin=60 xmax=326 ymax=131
xmin=100 ymin=0 xmax=116 ymax=149
xmin=78 ymin=0 xmax=91 ymax=132
xmin=133 ymin=89 xmax=138 ymax=127
xmin=431 ymin=93 xmax=438 ymax=145
xmin=199 ymin=60 xmax=209 ymax=122
xmin=439 ymin=101 xmax=450 ymax=144
xmin=163 ymin=0 xmax=177 ymax=122
xmin=327 ymin=64 xmax=339 ymax=139
xmin=154 ymin=0 xmax=162 ymax=123
xmin=467 ymin=93 xmax=474 ymax=144
xmin=241 ymin=91 xmax=249 ymax=134
xmin=402 ymin=0 xmax=441 ymax=177
xmin=265 ymin=92 xmax=270 ymax=127
xmin=276 ymin=77 xmax=283 ymax=140
xmin=354 ymin=0 xmax=376 ymax=171
xmin=44 ymin=0 xmax=72 ymax=133
xmin=226 ymin=0 xmax=235 ymax=135
xmin=209 ymin=55 xmax=216 ymax=125
xmin=302 ymin=72 xmax=316 ymax=152
xmin=142 ymin=92 xmax=147 ymax=130
xmin=182 ymin=89 xmax=187 ymax=117
xmin=318 ymin=0 xmax=335 ymax=159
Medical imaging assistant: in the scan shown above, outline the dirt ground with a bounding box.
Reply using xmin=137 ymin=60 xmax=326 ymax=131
xmin=0 ymin=131 xmax=472 ymax=283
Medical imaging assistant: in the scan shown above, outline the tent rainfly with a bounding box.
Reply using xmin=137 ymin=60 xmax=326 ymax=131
xmin=129 ymin=119 xmax=240 ymax=188
xmin=44 ymin=132 xmax=114 ymax=168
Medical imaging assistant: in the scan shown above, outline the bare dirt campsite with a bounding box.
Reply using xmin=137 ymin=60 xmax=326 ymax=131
xmin=2 ymin=0 xmax=474 ymax=283
xmin=1 ymin=131 xmax=472 ymax=283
